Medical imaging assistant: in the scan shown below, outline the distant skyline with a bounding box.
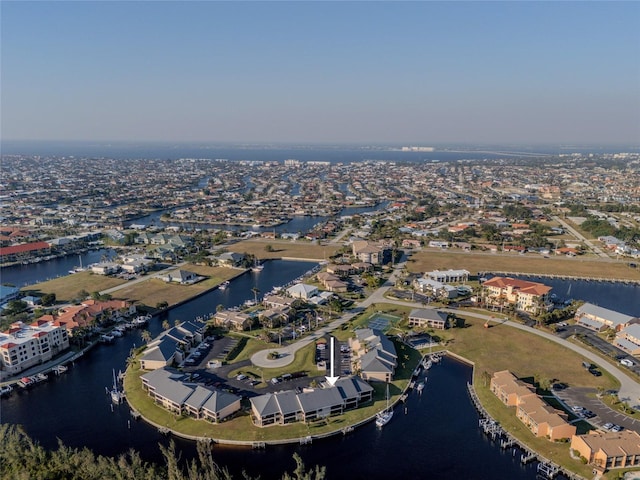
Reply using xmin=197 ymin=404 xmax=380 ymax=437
xmin=2 ymin=1 xmax=639 ymax=145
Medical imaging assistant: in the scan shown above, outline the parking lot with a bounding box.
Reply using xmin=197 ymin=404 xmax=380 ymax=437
xmin=553 ymin=385 xmax=640 ymax=434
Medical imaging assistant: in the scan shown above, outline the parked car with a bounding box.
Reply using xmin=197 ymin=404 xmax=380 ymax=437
xmin=603 ymin=423 xmax=614 ymax=430
xmin=611 ymin=424 xmax=623 ymax=432
xmin=236 ymin=374 xmax=247 ymax=381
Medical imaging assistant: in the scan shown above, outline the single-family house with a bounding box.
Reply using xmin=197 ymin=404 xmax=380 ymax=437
xmin=286 ymin=283 xmax=318 ymax=300
xmin=158 ymin=269 xmax=200 ymax=285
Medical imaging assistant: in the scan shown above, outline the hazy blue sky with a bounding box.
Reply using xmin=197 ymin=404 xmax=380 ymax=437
xmin=2 ymin=1 xmax=639 ymax=145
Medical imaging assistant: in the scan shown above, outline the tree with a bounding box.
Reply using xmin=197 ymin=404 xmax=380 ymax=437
xmin=156 ymin=301 xmax=169 ymax=310
xmin=162 ymin=320 xmax=170 ymax=330
xmin=41 ymin=293 xmax=56 ymax=306
xmin=141 ymin=330 xmax=152 ymax=343
xmin=265 ymin=244 xmax=274 ymax=252
xmin=251 ymin=286 xmax=260 ymax=305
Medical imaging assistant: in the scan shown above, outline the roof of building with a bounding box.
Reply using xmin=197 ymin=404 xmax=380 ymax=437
xmin=577 ymin=303 xmax=637 ymax=327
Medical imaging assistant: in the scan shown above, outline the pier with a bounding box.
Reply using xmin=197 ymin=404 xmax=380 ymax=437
xmin=479 ymin=271 xmax=640 ymax=286
xmin=466 ymin=383 xmax=585 ymax=480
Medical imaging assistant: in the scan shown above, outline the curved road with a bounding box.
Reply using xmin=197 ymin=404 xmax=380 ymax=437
xmin=251 ymin=262 xmax=640 ymax=409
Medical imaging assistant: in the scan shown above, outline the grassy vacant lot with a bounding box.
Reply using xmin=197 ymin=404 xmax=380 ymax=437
xmin=229 ymin=239 xmax=341 ymax=260
xmin=20 ymin=264 xmax=240 ymax=308
xmin=21 ymin=271 xmax=127 ymax=302
xmin=110 ymin=265 xmax=239 ymax=307
xmin=408 ymin=249 xmax=640 ymax=280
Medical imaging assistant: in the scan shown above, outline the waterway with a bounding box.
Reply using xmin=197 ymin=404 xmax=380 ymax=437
xmin=1 ymin=248 xmax=117 ymax=289
xmin=7 ymin=259 xmax=638 ymax=478
xmin=122 ymin=202 xmax=390 ymax=234
xmin=496 ymin=274 xmax=640 ymax=316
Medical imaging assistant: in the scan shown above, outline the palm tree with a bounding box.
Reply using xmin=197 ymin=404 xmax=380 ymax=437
xmin=162 ymin=320 xmax=170 ymax=330
xmin=141 ymin=330 xmax=152 ymax=343
xmin=251 ymin=286 xmax=260 ymax=305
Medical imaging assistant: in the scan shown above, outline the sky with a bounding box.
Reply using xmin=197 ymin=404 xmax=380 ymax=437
xmin=2 ymin=1 xmax=639 ymax=146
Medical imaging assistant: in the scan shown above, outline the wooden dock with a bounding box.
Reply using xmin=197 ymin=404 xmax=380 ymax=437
xmin=466 ymin=383 xmax=585 ymax=479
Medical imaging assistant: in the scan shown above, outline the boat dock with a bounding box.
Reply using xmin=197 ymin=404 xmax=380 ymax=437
xmin=467 ymin=383 xmax=585 ymax=479
xmin=478 ymin=271 xmax=640 ymax=285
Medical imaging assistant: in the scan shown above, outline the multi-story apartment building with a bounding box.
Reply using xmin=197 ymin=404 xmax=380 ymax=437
xmin=481 ymin=276 xmax=551 ymax=315
xmin=0 ymin=320 xmax=70 ymax=375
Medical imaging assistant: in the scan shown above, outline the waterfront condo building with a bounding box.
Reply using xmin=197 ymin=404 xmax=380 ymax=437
xmin=490 ymin=370 xmax=575 ymax=441
xmin=481 ymin=277 xmax=552 ymax=315
xmin=571 ymin=430 xmax=640 ymax=472
xmin=0 ymin=320 xmax=70 ymax=376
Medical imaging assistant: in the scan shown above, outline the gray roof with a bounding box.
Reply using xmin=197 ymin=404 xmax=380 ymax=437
xmin=335 ymin=376 xmax=374 ymax=399
xmin=275 ymin=390 xmax=303 ymax=415
xmin=202 ymin=390 xmax=241 ymax=414
xmin=141 ymin=368 xmax=194 ymax=405
xmin=297 ymin=387 xmax=343 ymax=413
xmin=409 ymin=308 xmax=448 ymax=323
xmin=621 ymin=323 xmax=640 ymax=341
xmin=184 ymin=385 xmax=214 ymax=410
xmin=141 ymin=337 xmax=177 ymax=363
xmin=360 ymin=350 xmax=395 ymax=374
xmin=577 ymin=303 xmax=637 ymax=327
xmin=250 ymin=393 xmax=281 ymax=417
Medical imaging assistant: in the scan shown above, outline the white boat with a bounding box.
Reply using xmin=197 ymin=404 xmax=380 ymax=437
xmin=131 ymin=314 xmax=151 ymax=327
xmin=417 ymin=381 xmax=425 ymax=392
xmin=68 ymin=254 xmax=87 ymax=274
xmin=375 ymin=383 xmax=393 ymax=428
xmin=53 ymin=365 xmax=68 ymax=375
xmin=219 ymin=280 xmax=230 ymax=291
xmin=100 ymin=334 xmax=115 ymax=343
xmin=110 ymin=369 xmax=123 ymax=404
xmin=251 ymin=260 xmax=264 ymax=272
xmin=0 ymin=385 xmax=13 ymax=396
xmin=35 ymin=373 xmax=49 ymax=383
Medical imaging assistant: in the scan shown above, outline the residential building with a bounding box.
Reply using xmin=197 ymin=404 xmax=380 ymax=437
xmin=349 ymin=328 xmax=397 ymax=382
xmin=571 ymin=430 xmax=640 ymax=472
xmin=425 ymin=269 xmax=470 ymax=283
xmin=158 ymin=269 xmax=200 ymax=284
xmin=286 ymin=283 xmax=318 ymax=300
xmin=0 ymin=320 xmax=70 ymax=375
xmin=481 ymin=277 xmax=551 ymax=315
xmin=575 ymin=303 xmax=639 ymax=333
xmin=351 ymin=240 xmax=391 ymax=265
xmin=250 ymin=376 xmax=373 ymax=427
xmin=615 ymin=324 xmax=640 ymax=355
xmin=490 ymin=370 xmax=575 ymax=441
xmin=408 ymin=309 xmax=450 ymax=330
xmin=213 ymin=310 xmax=253 ymax=331
xmin=141 ymin=367 xmax=241 ymax=422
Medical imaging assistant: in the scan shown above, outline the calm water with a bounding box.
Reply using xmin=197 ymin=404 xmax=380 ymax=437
xmin=123 ymin=202 xmax=390 ymax=233
xmin=506 ymin=274 xmax=640 ymax=316
xmin=0 ymin=141 xmax=577 ymax=162
xmin=1 ymin=249 xmax=117 ymax=289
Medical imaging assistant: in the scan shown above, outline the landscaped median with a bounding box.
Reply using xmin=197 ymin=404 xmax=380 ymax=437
xmin=123 ymin=339 xmax=422 ymax=444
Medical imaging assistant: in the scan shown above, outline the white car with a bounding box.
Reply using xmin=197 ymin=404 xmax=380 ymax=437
xmin=236 ymin=374 xmax=247 ymax=381
xmin=571 ymin=405 xmax=584 ymax=412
